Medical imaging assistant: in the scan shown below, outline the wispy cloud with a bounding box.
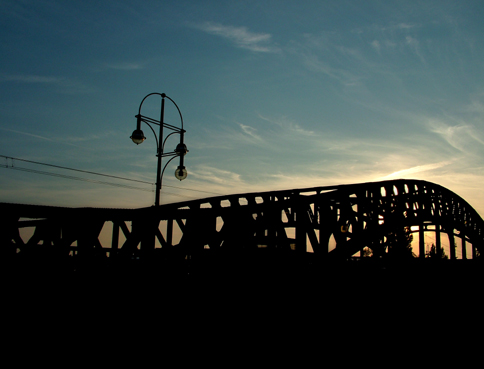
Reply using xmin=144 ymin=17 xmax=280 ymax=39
xmin=427 ymin=119 xmax=484 ymax=152
xmin=300 ymin=52 xmax=362 ymax=86
xmin=366 ymin=22 xmax=419 ymax=33
xmin=396 ymin=23 xmax=418 ymax=30
xmin=0 ymin=127 xmax=111 ymax=149
xmin=257 ymin=114 xmax=314 ymax=136
xmin=290 ymin=33 xmax=367 ymax=87
xmin=0 ymin=74 xmax=65 ymax=84
xmin=62 ymin=131 xmax=116 ymax=143
xmin=0 ymin=127 xmax=52 ymax=141
xmin=405 ymin=35 xmax=425 ymax=62
xmin=370 ymin=38 xmax=397 ymax=52
xmin=189 ymin=165 xmax=244 ymax=188
xmin=238 ymin=123 xmax=262 ymax=141
xmin=0 ymin=73 xmax=92 ymax=94
xmin=465 ymin=95 xmax=484 ymax=114
xmin=380 ymin=161 xmax=453 ymax=180
xmin=371 ymin=40 xmax=381 ymax=52
xmin=195 ymin=22 xmax=278 ymax=52
xmin=105 ymin=62 xmax=145 ymax=71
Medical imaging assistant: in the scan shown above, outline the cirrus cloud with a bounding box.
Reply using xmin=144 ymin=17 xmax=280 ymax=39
xmin=195 ymin=22 xmax=279 ymax=53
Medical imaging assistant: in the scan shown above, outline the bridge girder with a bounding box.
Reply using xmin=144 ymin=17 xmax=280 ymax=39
xmin=1 ymin=179 xmax=483 ymax=262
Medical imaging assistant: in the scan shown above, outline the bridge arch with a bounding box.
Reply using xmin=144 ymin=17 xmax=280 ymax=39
xmin=1 ymin=179 xmax=483 ymax=263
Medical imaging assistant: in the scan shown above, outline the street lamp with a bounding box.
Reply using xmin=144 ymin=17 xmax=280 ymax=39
xmin=130 ymin=92 xmax=188 ymax=206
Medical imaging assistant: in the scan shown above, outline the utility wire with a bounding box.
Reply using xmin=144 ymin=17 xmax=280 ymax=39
xmin=1 ymin=155 xmax=152 ymax=185
xmin=4 ymin=165 xmax=154 ymax=192
xmin=4 ymin=165 xmax=203 ymax=199
xmin=0 ymin=154 xmax=221 ymax=196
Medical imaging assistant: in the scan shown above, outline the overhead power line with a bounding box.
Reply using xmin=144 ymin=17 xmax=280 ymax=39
xmin=1 ymin=155 xmax=152 ymax=184
xmin=0 ymin=155 xmax=221 ymax=197
xmin=5 ymin=165 xmax=154 ymax=192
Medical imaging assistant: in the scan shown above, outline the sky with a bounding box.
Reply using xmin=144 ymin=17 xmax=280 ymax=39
xmin=1 ymin=0 xmax=484 ymax=216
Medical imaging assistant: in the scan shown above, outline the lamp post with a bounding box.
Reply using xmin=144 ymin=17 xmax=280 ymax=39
xmin=131 ymin=93 xmax=188 ymax=206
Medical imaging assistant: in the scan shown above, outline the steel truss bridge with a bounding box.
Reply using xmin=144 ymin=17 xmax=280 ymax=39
xmin=1 ymin=179 xmax=483 ymax=268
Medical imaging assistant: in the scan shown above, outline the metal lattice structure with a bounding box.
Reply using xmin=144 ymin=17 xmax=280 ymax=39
xmin=1 ymin=179 xmax=483 ymax=263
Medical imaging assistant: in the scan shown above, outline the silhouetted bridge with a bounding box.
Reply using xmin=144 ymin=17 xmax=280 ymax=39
xmin=1 ymin=179 xmax=483 ymax=272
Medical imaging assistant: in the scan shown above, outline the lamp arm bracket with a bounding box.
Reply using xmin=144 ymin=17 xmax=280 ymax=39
xmin=138 ymin=115 xmax=184 ymax=132
xmin=159 ymin=155 xmax=177 ymax=186
xmin=142 ymin=121 xmax=159 ymax=149
xmin=137 ymin=114 xmax=161 ymax=126
xmin=162 ymin=131 xmax=180 ymax=152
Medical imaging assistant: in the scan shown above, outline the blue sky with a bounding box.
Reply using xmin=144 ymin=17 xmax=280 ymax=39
xmin=1 ymin=0 xmax=484 ymax=215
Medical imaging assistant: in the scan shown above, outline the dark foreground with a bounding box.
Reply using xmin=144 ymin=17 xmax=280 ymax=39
xmin=3 ymin=250 xmax=483 ymax=305
xmin=2 ymin=251 xmax=482 ymax=364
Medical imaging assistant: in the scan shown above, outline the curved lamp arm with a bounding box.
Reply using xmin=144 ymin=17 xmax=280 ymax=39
xmin=137 ymin=92 xmax=165 ymax=117
xmin=163 ymin=95 xmax=184 ymax=131
xmin=160 ymin=155 xmax=177 ymax=184
xmin=136 ymin=92 xmax=184 ymax=130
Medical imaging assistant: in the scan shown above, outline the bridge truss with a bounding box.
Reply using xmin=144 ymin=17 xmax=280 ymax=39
xmin=1 ymin=179 xmax=483 ymax=265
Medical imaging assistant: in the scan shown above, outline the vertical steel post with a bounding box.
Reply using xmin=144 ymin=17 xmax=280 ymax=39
xmin=448 ymin=230 xmax=456 ymax=260
xmin=436 ymin=224 xmax=441 ymax=256
xmin=155 ymin=96 xmax=165 ymax=207
xmin=419 ymin=224 xmax=425 ymax=258
xmin=462 ymin=235 xmax=467 ymax=259
xmin=111 ymin=221 xmax=119 ymax=258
